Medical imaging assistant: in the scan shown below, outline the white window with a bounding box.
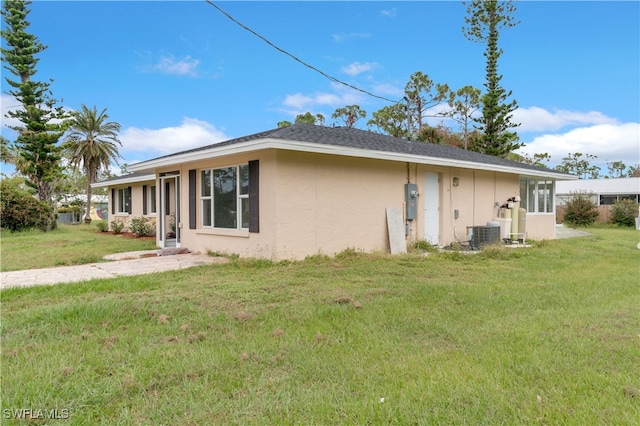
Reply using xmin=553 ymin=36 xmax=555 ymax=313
xmin=201 ymin=164 xmax=249 ymax=229
xmin=117 ymin=187 xmax=131 ymax=214
xmin=520 ymin=178 xmax=554 ymax=213
xmin=149 ymin=185 xmax=157 ymax=214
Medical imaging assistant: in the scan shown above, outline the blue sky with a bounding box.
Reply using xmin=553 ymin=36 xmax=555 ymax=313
xmin=1 ymin=1 xmax=639 ymax=176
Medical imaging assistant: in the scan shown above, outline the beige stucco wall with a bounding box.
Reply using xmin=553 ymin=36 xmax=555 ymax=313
xmin=118 ymin=149 xmax=559 ymax=259
xmin=109 ymin=180 xmax=157 ymax=232
xmin=272 ymin=151 xmax=407 ymax=259
xmin=524 ymin=213 xmax=556 ymax=240
xmin=158 ymin=150 xmax=280 ymax=258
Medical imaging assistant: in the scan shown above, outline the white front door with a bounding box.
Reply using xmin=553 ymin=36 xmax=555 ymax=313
xmin=423 ymin=172 xmax=439 ymax=245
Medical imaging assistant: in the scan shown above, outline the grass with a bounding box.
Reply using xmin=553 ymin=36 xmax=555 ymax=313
xmin=1 ymin=227 xmax=639 ymax=424
xmin=0 ymin=222 xmax=157 ymax=271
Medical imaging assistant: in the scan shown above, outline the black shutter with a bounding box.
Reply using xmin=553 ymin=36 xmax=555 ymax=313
xmin=142 ymin=185 xmax=148 ymax=215
xmin=111 ymin=188 xmax=115 ymax=214
xmin=248 ymin=160 xmax=259 ymax=233
xmin=127 ymin=186 xmax=132 ymax=214
xmin=165 ymin=181 xmax=171 ymax=215
xmin=189 ymin=169 xmax=196 ymax=229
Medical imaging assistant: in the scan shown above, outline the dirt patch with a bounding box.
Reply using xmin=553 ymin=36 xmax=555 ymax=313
xmin=98 ymin=231 xmax=156 ymax=241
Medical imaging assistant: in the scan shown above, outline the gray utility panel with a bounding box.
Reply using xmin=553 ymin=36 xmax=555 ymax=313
xmin=405 ymin=183 xmax=418 ymax=221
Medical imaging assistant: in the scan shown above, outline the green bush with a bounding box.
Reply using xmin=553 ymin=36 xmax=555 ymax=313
xmin=58 ymin=202 xmax=84 ymax=214
xmin=129 ymin=217 xmax=152 ymax=237
xmin=0 ymin=178 xmax=53 ymax=232
xmin=110 ymin=220 xmax=124 ymax=234
xmin=563 ymin=192 xmax=599 ymax=226
xmin=610 ymin=199 xmax=639 ymax=227
xmin=95 ymin=221 xmax=109 ymax=232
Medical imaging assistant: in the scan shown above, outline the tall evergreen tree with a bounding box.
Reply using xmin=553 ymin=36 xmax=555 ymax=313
xmin=1 ymin=0 xmax=66 ymax=212
xmin=463 ymin=0 xmax=522 ymax=157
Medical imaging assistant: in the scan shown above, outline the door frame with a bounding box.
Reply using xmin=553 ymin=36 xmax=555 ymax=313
xmin=159 ymin=172 xmax=181 ymax=248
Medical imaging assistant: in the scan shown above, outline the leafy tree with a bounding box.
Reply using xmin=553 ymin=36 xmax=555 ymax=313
xmin=403 ymin=71 xmax=450 ymax=139
xmin=446 ymin=85 xmax=481 ymax=149
xmin=0 ymin=135 xmax=11 ymax=163
xmin=62 ymin=105 xmax=122 ymax=224
xmin=367 ymin=103 xmax=409 ymax=139
xmin=368 ymin=72 xmax=449 ymax=140
xmin=605 ymin=160 xmax=627 ymax=178
xmin=509 ymin=152 xmax=551 ymax=168
xmin=1 ymin=0 xmax=66 ymax=215
xmin=463 ymin=0 xmax=522 ymax=157
xmin=416 ymin=125 xmax=443 ymax=144
xmin=332 ymin=105 xmax=366 ymax=128
xmin=295 ymin=112 xmax=325 ymax=126
xmin=278 ymin=112 xmax=325 ymax=128
xmin=555 ymin=152 xmax=601 ymax=179
xmin=627 ymin=164 xmax=640 ymax=178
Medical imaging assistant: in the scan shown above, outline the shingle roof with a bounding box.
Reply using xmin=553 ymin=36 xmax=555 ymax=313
xmin=133 ymin=123 xmax=573 ymax=178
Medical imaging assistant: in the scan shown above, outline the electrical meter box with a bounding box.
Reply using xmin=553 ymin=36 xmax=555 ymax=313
xmin=405 ymin=183 xmax=418 ymax=220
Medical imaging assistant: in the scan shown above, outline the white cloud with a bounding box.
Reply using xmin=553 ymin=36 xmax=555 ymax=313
xmin=282 ymin=83 xmax=365 ymax=115
xmin=341 ymin=61 xmax=379 ymax=76
xmin=371 ymin=82 xmax=404 ymax=98
xmin=518 ymin=122 xmax=640 ymax=167
xmin=120 ymin=117 xmax=227 ymax=157
xmin=1 ymin=94 xmax=22 ymax=130
xmin=513 ymin=106 xmax=619 ymax=132
xmin=332 ymin=33 xmax=371 ymax=43
xmin=144 ymin=55 xmax=201 ymax=77
xmin=381 ymin=7 xmax=397 ymax=18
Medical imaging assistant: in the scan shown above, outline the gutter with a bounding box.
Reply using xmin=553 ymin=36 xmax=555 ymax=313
xmin=128 ymin=139 xmax=577 ymax=181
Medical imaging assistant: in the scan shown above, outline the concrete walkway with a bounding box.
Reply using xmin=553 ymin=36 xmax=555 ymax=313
xmin=0 ymin=250 xmax=228 ymax=290
xmin=554 ymin=224 xmax=593 ymax=239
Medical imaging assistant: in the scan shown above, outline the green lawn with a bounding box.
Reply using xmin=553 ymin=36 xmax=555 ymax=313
xmin=1 ymin=227 xmax=638 ymax=424
xmin=0 ymin=223 xmax=157 ymax=271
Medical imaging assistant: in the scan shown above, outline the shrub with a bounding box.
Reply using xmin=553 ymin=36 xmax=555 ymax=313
xmin=410 ymin=240 xmax=438 ymax=253
xmin=610 ymin=199 xmax=639 ymax=227
xmin=129 ymin=217 xmax=152 ymax=237
xmin=0 ymin=178 xmax=53 ymax=232
xmin=95 ymin=221 xmax=109 ymax=232
xmin=110 ymin=220 xmax=124 ymax=234
xmin=563 ymin=192 xmax=599 ymax=226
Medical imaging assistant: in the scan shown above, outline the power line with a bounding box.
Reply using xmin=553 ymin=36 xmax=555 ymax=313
xmin=203 ymin=0 xmax=400 ymax=104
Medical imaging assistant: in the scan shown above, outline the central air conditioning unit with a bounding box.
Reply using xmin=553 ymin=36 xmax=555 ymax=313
xmin=467 ymin=225 xmax=501 ymax=250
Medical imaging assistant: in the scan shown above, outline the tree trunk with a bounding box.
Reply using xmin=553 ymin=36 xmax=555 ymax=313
xmin=85 ymin=181 xmax=93 ymax=224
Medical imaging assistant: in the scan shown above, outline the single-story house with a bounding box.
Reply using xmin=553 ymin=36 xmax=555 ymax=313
xmin=93 ymin=124 xmax=575 ymax=260
xmin=93 ymin=172 xmax=157 ymax=231
xmin=556 ymin=177 xmax=640 ymax=206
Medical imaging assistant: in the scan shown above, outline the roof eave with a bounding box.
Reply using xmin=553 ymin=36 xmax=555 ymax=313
xmin=91 ymin=173 xmax=156 ymax=188
xmin=128 ymin=139 xmax=576 ymax=180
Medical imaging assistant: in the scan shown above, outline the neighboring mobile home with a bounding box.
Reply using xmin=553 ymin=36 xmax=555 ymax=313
xmin=556 ymin=177 xmax=640 ymax=206
xmin=93 ymin=124 xmax=575 ymax=260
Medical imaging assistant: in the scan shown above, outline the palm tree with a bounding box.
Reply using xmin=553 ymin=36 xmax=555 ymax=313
xmin=63 ymin=105 xmax=122 ymax=224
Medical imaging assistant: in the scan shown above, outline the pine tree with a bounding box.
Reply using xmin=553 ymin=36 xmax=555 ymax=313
xmin=463 ymin=0 xmax=522 ymax=157
xmin=1 ymin=0 xmax=66 ymax=213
